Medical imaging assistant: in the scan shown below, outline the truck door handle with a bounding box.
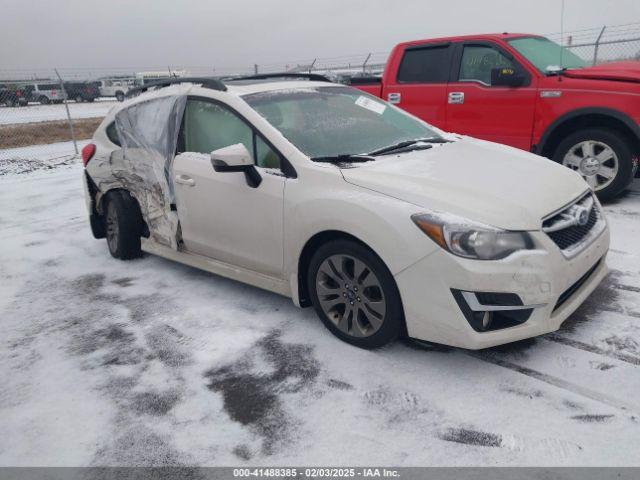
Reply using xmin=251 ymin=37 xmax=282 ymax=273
xmin=448 ymin=92 xmax=465 ymax=104
xmin=175 ymin=174 xmax=195 ymax=187
xmin=387 ymin=92 xmax=401 ymax=104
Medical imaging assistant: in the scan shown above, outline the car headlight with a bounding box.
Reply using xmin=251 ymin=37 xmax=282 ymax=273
xmin=411 ymin=213 xmax=533 ymax=260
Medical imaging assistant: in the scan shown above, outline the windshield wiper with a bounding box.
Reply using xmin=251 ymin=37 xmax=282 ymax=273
xmin=368 ymin=137 xmax=450 ymax=156
xmin=311 ymin=154 xmax=375 ymax=163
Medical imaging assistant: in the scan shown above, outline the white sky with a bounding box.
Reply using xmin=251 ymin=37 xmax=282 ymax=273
xmin=1 ymin=0 xmax=638 ymax=72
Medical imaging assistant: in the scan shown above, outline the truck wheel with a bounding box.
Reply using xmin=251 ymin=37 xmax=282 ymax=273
xmin=115 ymin=91 xmax=125 ymax=102
xmin=307 ymin=239 xmax=404 ymax=349
xmin=553 ymin=128 xmax=635 ymax=202
xmin=39 ymin=96 xmax=50 ymax=105
xmin=104 ymin=191 xmax=143 ymax=260
xmin=75 ymin=95 xmax=83 ymax=103
xmin=4 ymin=98 xmax=15 ymax=107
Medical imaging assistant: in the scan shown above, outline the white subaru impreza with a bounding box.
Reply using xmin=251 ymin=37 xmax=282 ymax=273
xmin=82 ymin=75 xmax=609 ymax=349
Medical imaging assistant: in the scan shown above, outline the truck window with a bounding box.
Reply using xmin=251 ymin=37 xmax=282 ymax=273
xmin=397 ymin=46 xmax=451 ymax=83
xmin=458 ymin=45 xmax=515 ymax=86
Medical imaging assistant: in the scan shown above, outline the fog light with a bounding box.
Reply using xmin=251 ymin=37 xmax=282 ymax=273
xmin=451 ymin=289 xmax=542 ymax=332
xmin=480 ymin=311 xmax=493 ymax=330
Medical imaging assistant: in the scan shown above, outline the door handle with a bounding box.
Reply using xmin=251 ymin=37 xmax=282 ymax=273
xmin=175 ymin=174 xmax=195 ymax=187
xmin=448 ymin=92 xmax=465 ymax=104
xmin=387 ymin=92 xmax=401 ymax=104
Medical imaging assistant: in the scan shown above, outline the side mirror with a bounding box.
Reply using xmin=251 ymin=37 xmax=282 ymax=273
xmin=491 ymin=67 xmax=526 ymax=87
xmin=210 ymin=143 xmax=261 ymax=188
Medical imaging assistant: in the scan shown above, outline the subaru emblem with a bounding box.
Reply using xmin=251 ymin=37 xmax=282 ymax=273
xmin=576 ymin=208 xmax=589 ymax=226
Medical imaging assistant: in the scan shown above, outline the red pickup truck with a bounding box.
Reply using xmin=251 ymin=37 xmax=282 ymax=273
xmin=352 ymin=33 xmax=640 ymax=200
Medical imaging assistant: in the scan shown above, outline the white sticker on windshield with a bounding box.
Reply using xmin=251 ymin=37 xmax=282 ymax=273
xmin=355 ymin=96 xmax=386 ymax=115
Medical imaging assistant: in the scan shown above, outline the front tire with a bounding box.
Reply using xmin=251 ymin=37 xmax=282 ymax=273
xmin=104 ymin=191 xmax=143 ymax=260
xmin=307 ymin=240 xmax=404 ymax=349
xmin=115 ymin=91 xmax=125 ymax=102
xmin=553 ymin=128 xmax=635 ymax=201
xmin=39 ymin=96 xmax=50 ymax=105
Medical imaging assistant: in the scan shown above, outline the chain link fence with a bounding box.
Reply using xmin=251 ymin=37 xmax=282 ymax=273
xmin=1 ymin=24 xmax=639 ymax=175
xmin=549 ymin=23 xmax=640 ymax=64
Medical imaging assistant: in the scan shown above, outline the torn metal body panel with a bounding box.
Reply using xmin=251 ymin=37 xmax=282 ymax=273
xmin=89 ymin=93 xmax=187 ymax=248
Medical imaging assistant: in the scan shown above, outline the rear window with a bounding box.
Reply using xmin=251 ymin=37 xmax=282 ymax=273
xmin=397 ymin=45 xmax=451 ymax=83
xmin=37 ymin=83 xmax=58 ymax=90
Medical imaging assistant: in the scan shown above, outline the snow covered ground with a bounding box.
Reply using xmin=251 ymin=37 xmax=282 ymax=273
xmin=0 ymin=140 xmax=89 ymax=174
xmin=0 ymin=160 xmax=639 ymax=467
xmin=0 ymin=99 xmax=117 ymax=125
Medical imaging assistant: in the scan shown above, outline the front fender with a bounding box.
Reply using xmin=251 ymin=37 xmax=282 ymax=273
xmin=284 ymin=175 xmax=439 ymax=289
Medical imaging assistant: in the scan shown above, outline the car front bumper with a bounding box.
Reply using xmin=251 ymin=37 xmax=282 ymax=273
xmin=394 ymin=225 xmax=610 ymax=349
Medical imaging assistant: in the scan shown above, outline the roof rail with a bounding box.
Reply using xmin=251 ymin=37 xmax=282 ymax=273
xmin=226 ymin=72 xmax=332 ymax=83
xmin=126 ymin=77 xmax=227 ymax=98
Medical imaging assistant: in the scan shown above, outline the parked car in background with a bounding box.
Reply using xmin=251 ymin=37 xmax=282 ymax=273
xmin=81 ymin=76 xmax=609 ymax=350
xmin=353 ymin=33 xmax=640 ymax=200
xmin=24 ymin=82 xmax=65 ymax=104
xmin=98 ymin=78 xmax=133 ymax=102
xmin=64 ymin=81 xmax=100 ymax=102
xmin=0 ymin=84 xmax=29 ymax=107
xmin=134 ymin=70 xmax=189 ymax=87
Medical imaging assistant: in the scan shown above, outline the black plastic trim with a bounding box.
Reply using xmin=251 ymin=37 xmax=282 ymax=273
xmin=554 ymin=257 xmax=602 ymax=311
xmin=451 ymin=289 xmax=532 ymax=332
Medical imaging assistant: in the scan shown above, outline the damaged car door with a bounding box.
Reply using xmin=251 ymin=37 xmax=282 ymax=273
xmin=172 ymin=98 xmax=285 ymax=278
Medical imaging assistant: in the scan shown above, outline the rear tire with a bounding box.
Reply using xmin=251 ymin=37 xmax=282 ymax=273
xmin=553 ymin=128 xmax=634 ymax=202
xmin=39 ymin=96 xmax=50 ymax=105
xmin=115 ymin=91 xmax=125 ymax=102
xmin=307 ymin=239 xmax=404 ymax=349
xmin=4 ymin=98 xmax=15 ymax=107
xmin=104 ymin=191 xmax=143 ymax=260
xmin=75 ymin=95 xmax=83 ymax=103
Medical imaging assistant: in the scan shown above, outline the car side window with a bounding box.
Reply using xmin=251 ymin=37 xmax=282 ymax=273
xmin=458 ymin=45 xmax=515 ymax=86
xmin=183 ymin=99 xmax=281 ymax=169
xmin=397 ymin=45 xmax=451 ymax=83
xmin=106 ymin=121 xmax=121 ymax=146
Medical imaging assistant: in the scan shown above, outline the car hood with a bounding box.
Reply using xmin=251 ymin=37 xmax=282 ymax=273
xmin=340 ymin=138 xmax=589 ymax=231
xmin=562 ymin=61 xmax=640 ymax=83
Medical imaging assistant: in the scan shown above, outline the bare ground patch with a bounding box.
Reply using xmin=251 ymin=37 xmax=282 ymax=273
xmin=0 ymin=117 xmax=102 ymax=149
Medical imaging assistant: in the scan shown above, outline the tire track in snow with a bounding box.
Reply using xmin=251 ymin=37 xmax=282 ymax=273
xmin=466 ymin=350 xmax=640 ymax=415
xmin=543 ymin=334 xmax=640 ymax=366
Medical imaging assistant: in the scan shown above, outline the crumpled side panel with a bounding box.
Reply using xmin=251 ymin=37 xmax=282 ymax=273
xmin=114 ymin=95 xmax=187 ymax=248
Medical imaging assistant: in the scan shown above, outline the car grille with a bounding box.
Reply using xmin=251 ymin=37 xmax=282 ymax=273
xmin=553 ymin=257 xmax=602 ymax=311
xmin=542 ymin=193 xmax=603 ymax=255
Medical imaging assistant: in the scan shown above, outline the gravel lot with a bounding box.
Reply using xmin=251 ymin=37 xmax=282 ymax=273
xmin=0 ymin=161 xmax=639 ymax=466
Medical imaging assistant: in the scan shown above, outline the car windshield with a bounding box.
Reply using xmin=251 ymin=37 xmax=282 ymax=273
xmin=242 ymin=86 xmax=441 ymax=159
xmin=508 ymin=36 xmax=589 ymax=72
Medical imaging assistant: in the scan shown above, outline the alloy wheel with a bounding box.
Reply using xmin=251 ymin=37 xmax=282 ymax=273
xmin=106 ymin=203 xmax=119 ymax=253
xmin=562 ymin=140 xmax=619 ymax=191
xmin=315 ymin=254 xmax=386 ymax=338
